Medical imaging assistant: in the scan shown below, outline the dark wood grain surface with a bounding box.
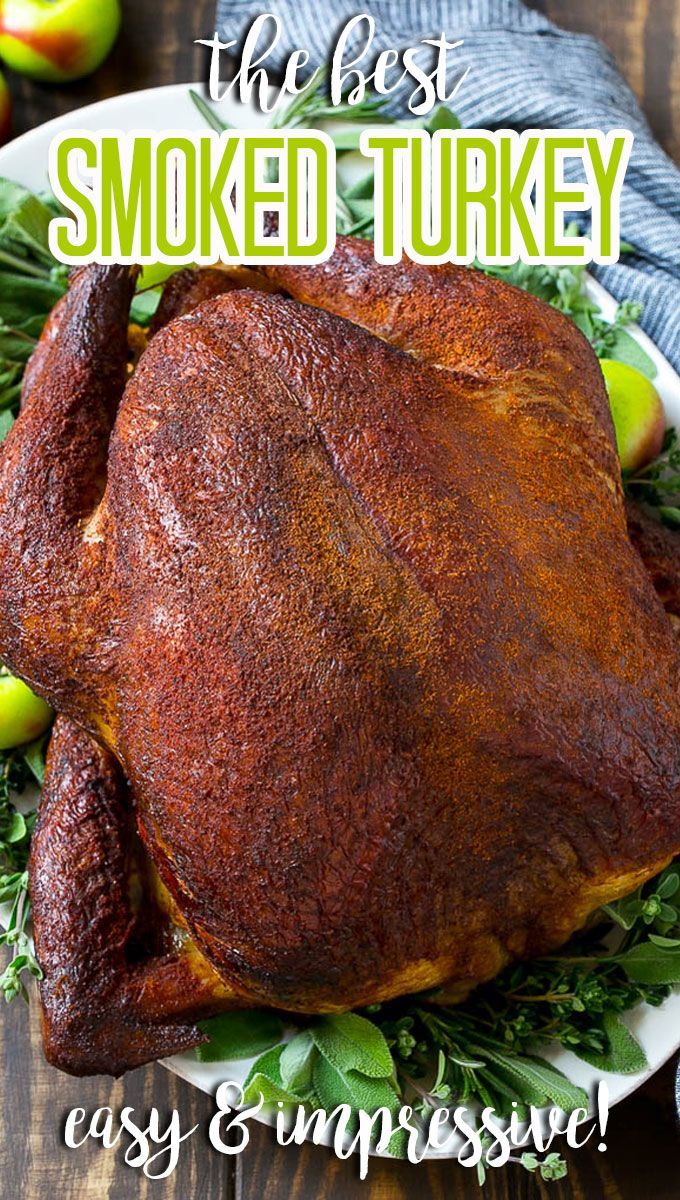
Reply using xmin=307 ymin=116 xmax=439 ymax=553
xmin=2 ymin=1 xmax=680 ymax=1197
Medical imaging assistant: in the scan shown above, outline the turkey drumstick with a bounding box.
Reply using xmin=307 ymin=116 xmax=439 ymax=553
xmin=31 ymin=717 xmax=239 ymax=1076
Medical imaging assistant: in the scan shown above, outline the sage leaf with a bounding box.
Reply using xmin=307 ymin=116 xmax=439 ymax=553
xmin=343 ymin=172 xmax=374 ymax=200
xmin=618 ymin=940 xmax=680 ymax=985
xmin=328 ymin=128 xmax=364 ymax=152
xmin=0 ymin=409 xmax=13 ymax=442
xmin=0 ymin=178 xmax=32 ymax=222
xmin=6 ymin=811 xmax=26 ymax=844
xmin=312 ymin=1053 xmax=399 ymax=1113
xmin=280 ymin=1029 xmax=316 ymax=1094
xmin=196 ymin=1009 xmax=284 ymax=1062
xmin=475 ymin=1062 xmax=539 ymax=1110
xmin=484 ymin=1050 xmax=588 ymax=1113
xmin=312 ymin=1055 xmax=405 ymax=1156
xmin=0 ymin=322 xmax=38 ymax=364
xmin=425 ymin=105 xmax=461 ymax=133
xmin=0 ymin=272 xmax=65 ymax=326
xmin=242 ymin=1044 xmax=313 ymax=1107
xmin=657 ymin=872 xmax=679 ymax=900
xmin=129 ymin=289 xmax=163 ymax=325
xmin=604 ymin=326 xmax=657 ymax=379
xmin=311 ymin=1012 xmax=393 ymax=1078
xmin=1 ymin=194 xmax=54 ymax=264
xmin=574 ymin=1013 xmax=647 ymax=1075
xmin=345 ymin=198 xmax=373 ymax=223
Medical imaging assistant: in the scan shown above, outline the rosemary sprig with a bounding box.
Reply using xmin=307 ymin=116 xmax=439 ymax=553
xmin=189 ymin=66 xmax=391 ymax=136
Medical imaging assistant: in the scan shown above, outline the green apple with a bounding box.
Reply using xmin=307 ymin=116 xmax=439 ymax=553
xmin=0 ymin=669 xmax=52 ymax=749
xmin=600 ymin=359 xmax=665 ymax=472
xmin=0 ymin=0 xmax=120 ymax=84
xmin=0 ymin=67 xmax=9 ymax=143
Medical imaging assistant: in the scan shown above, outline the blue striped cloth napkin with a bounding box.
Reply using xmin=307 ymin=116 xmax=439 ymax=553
xmin=216 ymin=0 xmax=680 ymax=375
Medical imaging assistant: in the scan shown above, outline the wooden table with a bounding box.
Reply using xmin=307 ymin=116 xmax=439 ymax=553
xmin=2 ymin=2 xmax=680 ymax=1197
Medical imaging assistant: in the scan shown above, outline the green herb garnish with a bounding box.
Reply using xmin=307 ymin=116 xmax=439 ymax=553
xmin=0 ymin=742 xmax=45 ymax=1001
xmin=194 ymin=866 xmax=680 ymax=1176
xmin=200 ymin=865 xmax=680 ymax=1112
xmin=625 ymin=426 xmax=680 ymax=527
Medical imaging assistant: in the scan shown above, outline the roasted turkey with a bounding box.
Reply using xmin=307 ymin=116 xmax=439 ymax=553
xmin=2 ymin=239 xmax=680 ymax=1075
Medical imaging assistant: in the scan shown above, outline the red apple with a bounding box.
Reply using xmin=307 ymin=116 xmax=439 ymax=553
xmin=0 ymin=67 xmax=10 ymax=143
xmin=0 ymin=0 xmax=120 ymax=84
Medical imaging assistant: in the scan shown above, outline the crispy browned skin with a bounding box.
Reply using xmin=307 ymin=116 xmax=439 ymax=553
xmin=626 ymin=498 xmax=680 ymax=616
xmin=3 ymin=242 xmax=680 ymax=1076
xmin=147 ymin=265 xmax=279 ymax=335
xmin=31 ymin=717 xmax=237 ymax=1076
